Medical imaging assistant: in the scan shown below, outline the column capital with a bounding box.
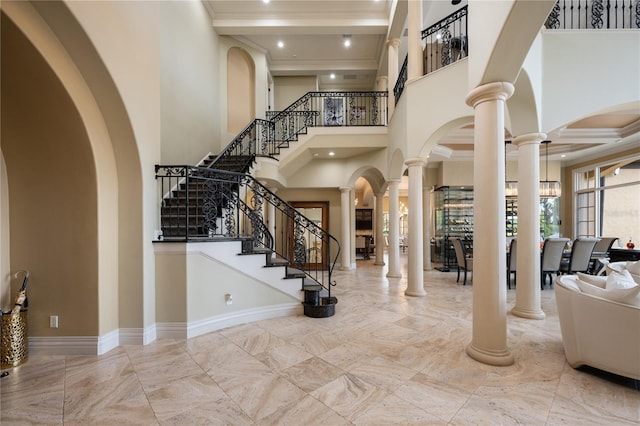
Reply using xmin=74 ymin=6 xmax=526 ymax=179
xmin=376 ymin=76 xmax=388 ymax=91
xmin=387 ymin=178 xmax=401 ymax=187
xmin=465 ymin=82 xmax=514 ymax=108
xmin=404 ymin=157 xmax=427 ymax=168
xmin=339 ymin=186 xmax=352 ymax=193
xmin=386 ymin=38 xmax=401 ymax=48
xmin=513 ymin=133 xmax=547 ymax=148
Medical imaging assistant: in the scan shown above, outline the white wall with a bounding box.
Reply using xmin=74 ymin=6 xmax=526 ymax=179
xmin=541 ymin=30 xmax=640 ymax=131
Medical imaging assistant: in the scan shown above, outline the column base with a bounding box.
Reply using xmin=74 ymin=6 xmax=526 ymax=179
xmin=374 ymin=261 xmax=386 ymax=266
xmin=339 ymin=265 xmax=351 ymax=271
xmin=511 ymin=306 xmax=546 ymax=320
xmin=405 ymin=289 xmax=427 ymax=297
xmin=466 ymin=342 xmax=514 ymax=366
xmin=386 ymin=272 xmax=401 ymax=278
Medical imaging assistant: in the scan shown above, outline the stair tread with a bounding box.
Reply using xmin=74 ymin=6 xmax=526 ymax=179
xmin=268 ymin=257 xmax=289 ymax=266
xmin=287 ymin=267 xmax=305 ymax=276
xmin=303 ymin=284 xmax=323 ymax=291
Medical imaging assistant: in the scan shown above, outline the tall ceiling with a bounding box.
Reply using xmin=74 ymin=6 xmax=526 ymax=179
xmin=203 ymin=0 xmax=639 ymax=163
xmin=204 ymin=0 xmax=394 ymax=90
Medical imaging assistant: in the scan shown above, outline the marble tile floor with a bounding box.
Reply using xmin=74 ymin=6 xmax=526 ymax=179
xmin=2 ymin=255 xmax=639 ymax=425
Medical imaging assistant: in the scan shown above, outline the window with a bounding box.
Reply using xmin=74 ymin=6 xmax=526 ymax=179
xmin=574 ymin=156 xmax=640 ymax=245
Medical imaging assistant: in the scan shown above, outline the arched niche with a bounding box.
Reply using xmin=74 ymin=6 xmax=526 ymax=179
xmin=227 ymin=47 xmax=256 ymax=134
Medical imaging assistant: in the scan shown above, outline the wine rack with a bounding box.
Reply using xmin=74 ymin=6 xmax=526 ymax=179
xmin=433 ymin=186 xmax=473 ymax=271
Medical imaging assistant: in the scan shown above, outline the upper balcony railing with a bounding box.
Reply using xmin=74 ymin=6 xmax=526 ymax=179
xmin=395 ymin=6 xmax=468 ymax=103
xmin=545 ymin=0 xmax=640 ymax=29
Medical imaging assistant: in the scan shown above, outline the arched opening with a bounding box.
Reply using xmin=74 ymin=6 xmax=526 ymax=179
xmin=1 ymin=13 xmax=100 ymax=336
xmin=227 ymin=47 xmax=255 ymax=134
xmin=1 ymin=1 xmax=145 ymax=352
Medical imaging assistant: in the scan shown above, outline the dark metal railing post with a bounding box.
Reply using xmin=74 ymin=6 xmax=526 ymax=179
xmin=546 ymin=0 xmax=638 ymax=29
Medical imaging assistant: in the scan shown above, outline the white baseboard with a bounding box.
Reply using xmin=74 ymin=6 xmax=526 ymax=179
xmin=186 ymin=302 xmax=302 ymax=338
xmin=27 ymin=304 xmax=302 ymax=355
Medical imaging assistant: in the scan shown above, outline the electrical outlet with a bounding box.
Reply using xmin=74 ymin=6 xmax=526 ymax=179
xmin=225 ymin=294 xmax=233 ymax=305
xmin=50 ymin=315 xmax=59 ymax=328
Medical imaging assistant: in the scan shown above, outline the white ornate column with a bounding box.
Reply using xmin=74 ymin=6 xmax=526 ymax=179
xmin=339 ymin=187 xmax=352 ymax=271
xmin=376 ymin=76 xmax=388 ymax=92
xmin=387 ymin=38 xmax=400 ymax=118
xmin=511 ymin=133 xmax=546 ymax=319
xmin=386 ymin=179 xmax=401 ymax=278
xmin=407 ymin=0 xmax=424 ymax=82
xmin=405 ymin=158 xmax=426 ymax=296
xmin=375 ymin=191 xmax=386 ymax=266
xmin=423 ymin=185 xmax=433 ymax=271
xmin=465 ymin=82 xmax=515 ymax=366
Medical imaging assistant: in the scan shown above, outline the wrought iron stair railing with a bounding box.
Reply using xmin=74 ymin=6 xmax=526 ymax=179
xmin=208 ymin=91 xmax=387 ymax=172
xmin=155 ymin=165 xmax=340 ymax=295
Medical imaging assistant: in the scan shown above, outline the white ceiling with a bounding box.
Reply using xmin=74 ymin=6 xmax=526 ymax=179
xmin=203 ymin=0 xmax=640 ymax=162
xmin=204 ymin=0 xmax=392 ymax=90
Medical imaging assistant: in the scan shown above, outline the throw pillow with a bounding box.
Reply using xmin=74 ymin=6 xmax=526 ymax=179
xmin=577 ymin=274 xmax=640 ymax=306
xmin=606 ymin=270 xmax=636 ymax=290
xmin=576 ymin=272 xmax=606 ymax=288
xmin=626 ymin=260 xmax=640 ymax=275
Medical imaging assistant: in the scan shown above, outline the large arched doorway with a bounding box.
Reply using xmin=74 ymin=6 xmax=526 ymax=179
xmin=1 ymin=1 xmax=144 ymax=352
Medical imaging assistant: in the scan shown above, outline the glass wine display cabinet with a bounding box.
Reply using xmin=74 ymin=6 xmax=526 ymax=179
xmin=433 ymin=186 xmax=474 ymax=271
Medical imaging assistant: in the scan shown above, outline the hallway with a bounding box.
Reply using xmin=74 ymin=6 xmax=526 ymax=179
xmin=2 ymin=254 xmax=638 ymax=425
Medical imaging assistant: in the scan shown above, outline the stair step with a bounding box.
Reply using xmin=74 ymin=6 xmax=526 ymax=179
xmin=286 ymin=268 xmax=306 ymax=278
xmin=267 ymin=257 xmax=289 ymax=267
xmin=303 ymin=284 xmax=322 ymax=292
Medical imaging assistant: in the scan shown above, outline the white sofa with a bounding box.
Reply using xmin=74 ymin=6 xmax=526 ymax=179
xmin=554 ymin=274 xmax=640 ymax=380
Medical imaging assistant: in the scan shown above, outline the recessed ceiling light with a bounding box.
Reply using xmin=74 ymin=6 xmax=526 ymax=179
xmin=343 ymin=35 xmax=351 ymax=48
xmin=313 ymin=153 xmax=319 ymax=157
xmin=263 ymin=0 xmax=270 ymax=4
xmin=277 ymin=40 xmax=284 ymax=48
xmin=561 ymin=154 xmax=566 ymax=158
xmin=329 ymin=151 xmax=335 ymax=156
xmin=330 ymin=73 xmax=336 ymax=79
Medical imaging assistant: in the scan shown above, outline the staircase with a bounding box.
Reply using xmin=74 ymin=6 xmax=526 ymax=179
xmin=155 ymin=91 xmax=387 ymax=318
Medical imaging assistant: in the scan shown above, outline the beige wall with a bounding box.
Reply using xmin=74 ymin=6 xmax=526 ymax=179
xmin=159 ymin=0 xmax=222 ymax=165
xmin=273 ymin=76 xmax=318 ymax=111
xmin=1 ymin=150 xmax=11 ymax=311
xmin=1 ymin=14 xmax=99 ymax=335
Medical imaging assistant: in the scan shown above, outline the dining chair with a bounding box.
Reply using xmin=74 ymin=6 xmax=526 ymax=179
xmin=589 ymin=237 xmax=619 ymax=273
xmin=560 ymin=237 xmax=599 ymax=275
xmin=592 ymin=236 xmax=619 ymax=253
xmin=507 ymin=238 xmax=517 ymax=289
xmin=541 ymin=237 xmax=570 ymax=289
xmin=452 ymin=237 xmax=473 ymax=285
